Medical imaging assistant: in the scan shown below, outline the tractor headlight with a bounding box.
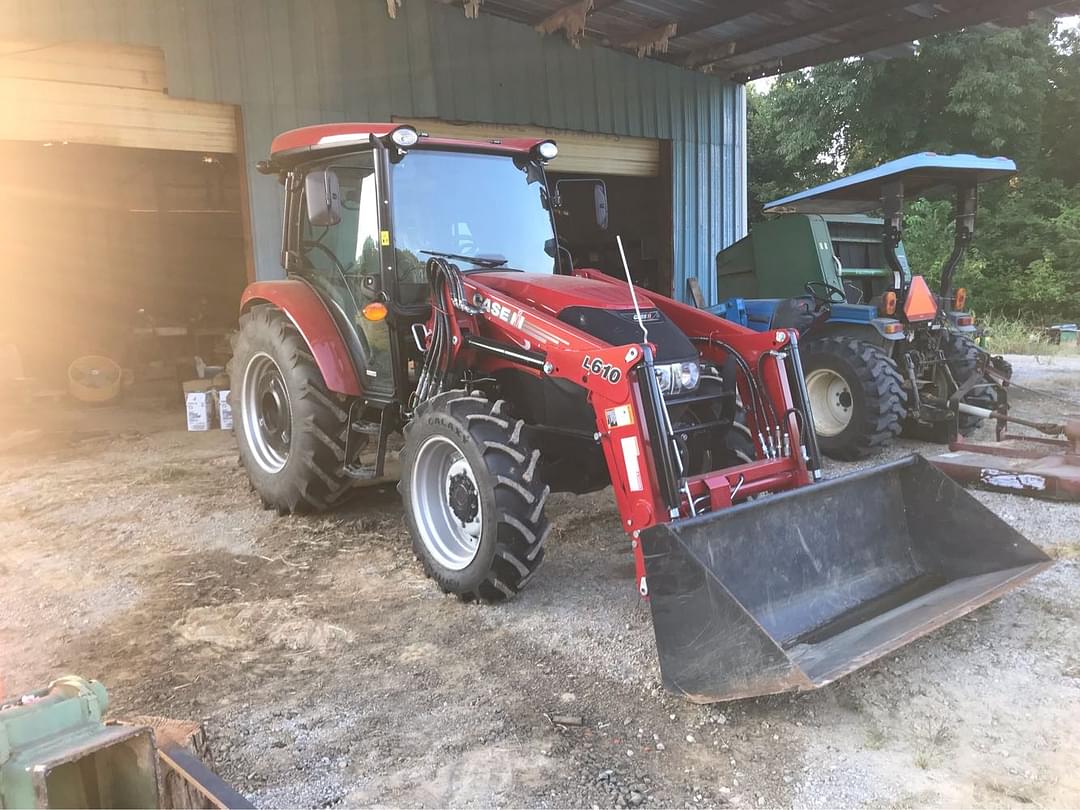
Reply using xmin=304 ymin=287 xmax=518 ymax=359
xmin=679 ymin=361 xmax=700 ymax=391
xmin=655 ymin=361 xmax=700 ymax=395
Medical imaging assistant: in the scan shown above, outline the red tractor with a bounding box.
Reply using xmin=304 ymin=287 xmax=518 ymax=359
xmin=232 ymin=123 xmax=1050 ymax=702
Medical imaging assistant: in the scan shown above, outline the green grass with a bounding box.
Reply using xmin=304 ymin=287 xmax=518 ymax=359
xmin=977 ymin=313 xmax=1076 ymax=356
xmin=911 ymin=717 xmax=952 ymax=770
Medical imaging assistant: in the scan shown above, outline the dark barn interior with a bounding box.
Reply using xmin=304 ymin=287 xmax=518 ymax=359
xmin=0 ymin=141 xmax=247 ymax=384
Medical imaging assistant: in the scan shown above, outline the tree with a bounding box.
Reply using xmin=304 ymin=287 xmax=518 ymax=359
xmin=747 ymin=20 xmax=1080 ymax=321
xmin=746 ymin=85 xmax=836 ymax=218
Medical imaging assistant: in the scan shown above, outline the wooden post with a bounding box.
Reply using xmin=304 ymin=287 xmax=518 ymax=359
xmin=233 ymin=105 xmax=257 ymax=284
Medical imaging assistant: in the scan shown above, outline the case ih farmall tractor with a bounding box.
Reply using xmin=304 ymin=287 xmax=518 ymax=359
xmin=232 ymin=124 xmax=1049 ymax=702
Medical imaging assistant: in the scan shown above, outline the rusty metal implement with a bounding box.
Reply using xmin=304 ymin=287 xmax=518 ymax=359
xmin=934 ymin=415 xmax=1080 ymax=501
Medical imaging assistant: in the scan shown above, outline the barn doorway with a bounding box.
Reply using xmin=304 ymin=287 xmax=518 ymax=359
xmin=0 ymin=141 xmax=248 ymax=385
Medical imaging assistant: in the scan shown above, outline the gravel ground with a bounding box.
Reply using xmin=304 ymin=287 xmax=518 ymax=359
xmin=0 ymin=354 xmax=1077 ymax=808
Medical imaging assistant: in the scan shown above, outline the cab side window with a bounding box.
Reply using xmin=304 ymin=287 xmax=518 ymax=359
xmin=295 ymin=151 xmax=395 ymax=395
xmin=298 ymin=153 xmax=380 ymax=295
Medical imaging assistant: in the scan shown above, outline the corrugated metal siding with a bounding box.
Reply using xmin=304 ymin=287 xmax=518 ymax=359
xmin=0 ymin=0 xmax=745 ymax=299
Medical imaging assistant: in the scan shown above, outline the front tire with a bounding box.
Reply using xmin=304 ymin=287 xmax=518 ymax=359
xmin=676 ymin=396 xmax=756 ymax=473
xmin=801 ymin=337 xmax=906 ymax=460
xmin=229 ymin=304 xmax=352 ymax=514
xmin=400 ymin=391 xmax=550 ymax=603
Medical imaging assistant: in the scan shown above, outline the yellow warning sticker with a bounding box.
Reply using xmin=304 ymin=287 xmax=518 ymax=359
xmin=380 ymin=230 xmax=391 ymax=246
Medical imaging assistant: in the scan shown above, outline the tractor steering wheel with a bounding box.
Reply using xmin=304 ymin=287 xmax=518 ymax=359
xmin=300 ymin=240 xmax=350 ymax=278
xmin=805 ymin=281 xmax=847 ymax=306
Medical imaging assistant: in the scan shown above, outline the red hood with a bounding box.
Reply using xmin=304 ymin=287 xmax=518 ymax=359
xmin=476 ymin=272 xmax=654 ymax=316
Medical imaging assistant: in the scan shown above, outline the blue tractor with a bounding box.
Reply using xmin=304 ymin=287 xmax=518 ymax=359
xmin=711 ymin=153 xmax=1014 ymax=459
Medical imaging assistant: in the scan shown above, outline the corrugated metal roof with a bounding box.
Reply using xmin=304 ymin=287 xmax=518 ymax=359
xmin=475 ymin=0 xmax=1080 ymax=81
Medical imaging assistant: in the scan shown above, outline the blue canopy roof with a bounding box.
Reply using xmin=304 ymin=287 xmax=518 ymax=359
xmin=764 ymin=153 xmax=1017 ymax=215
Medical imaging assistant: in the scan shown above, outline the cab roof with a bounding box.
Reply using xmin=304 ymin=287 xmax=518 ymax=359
xmin=764 ymin=153 xmax=1018 ymax=215
xmin=267 ymin=123 xmax=550 ymax=169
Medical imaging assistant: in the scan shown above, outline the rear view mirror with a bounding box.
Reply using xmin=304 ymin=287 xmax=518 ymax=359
xmin=305 ymin=168 xmax=341 ymax=226
xmin=553 ymin=177 xmax=610 ymax=231
xmin=594 ymin=181 xmax=609 ymax=231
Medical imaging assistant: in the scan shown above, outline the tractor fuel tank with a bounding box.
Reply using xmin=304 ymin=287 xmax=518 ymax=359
xmin=640 ymin=454 xmax=1052 ymax=703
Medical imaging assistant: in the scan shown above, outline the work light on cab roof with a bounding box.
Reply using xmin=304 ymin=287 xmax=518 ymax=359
xmin=535 ymin=140 xmax=558 ymax=161
xmin=389 ymin=125 xmax=419 ymax=148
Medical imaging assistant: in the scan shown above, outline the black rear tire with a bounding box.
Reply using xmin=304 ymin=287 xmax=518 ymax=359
xmin=229 ymin=304 xmax=353 ymax=514
xmin=944 ymin=333 xmax=1000 ymax=435
xmin=801 ymin=337 xmax=906 ymax=460
xmin=399 ymin=391 xmax=550 ymax=603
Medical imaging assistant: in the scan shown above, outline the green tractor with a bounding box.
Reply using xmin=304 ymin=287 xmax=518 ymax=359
xmin=712 ymin=153 xmax=1014 ymax=459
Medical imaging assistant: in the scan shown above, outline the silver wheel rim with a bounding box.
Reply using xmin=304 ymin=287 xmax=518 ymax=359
xmin=806 ymin=368 xmax=854 ymax=437
xmin=411 ymin=434 xmax=483 ymax=571
xmin=242 ymin=352 xmax=292 ymax=474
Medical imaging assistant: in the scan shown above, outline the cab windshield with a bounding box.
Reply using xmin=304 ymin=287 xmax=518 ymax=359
xmin=391 ymin=149 xmax=557 ymax=300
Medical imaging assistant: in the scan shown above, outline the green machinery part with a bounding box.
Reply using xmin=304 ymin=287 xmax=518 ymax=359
xmin=715 ymin=213 xmax=911 ymax=300
xmin=0 ymin=676 xmax=159 ymax=809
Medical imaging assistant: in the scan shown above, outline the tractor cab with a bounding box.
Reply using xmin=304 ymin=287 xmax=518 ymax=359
xmin=255 ymin=123 xmax=577 ymax=408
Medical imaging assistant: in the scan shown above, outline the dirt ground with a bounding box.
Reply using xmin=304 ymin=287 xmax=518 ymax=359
xmin=1 ymin=354 xmax=1078 ymax=809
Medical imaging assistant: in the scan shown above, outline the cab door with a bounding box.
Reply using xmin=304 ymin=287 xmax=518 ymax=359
xmin=288 ymin=151 xmax=395 ymax=399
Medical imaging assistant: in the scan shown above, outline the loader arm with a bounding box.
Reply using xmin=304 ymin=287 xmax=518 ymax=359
xmin=427 ymin=270 xmax=821 ymax=597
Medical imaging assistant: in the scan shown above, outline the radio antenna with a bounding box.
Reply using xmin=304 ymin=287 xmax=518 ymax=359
xmin=616 ymin=234 xmax=648 ymax=344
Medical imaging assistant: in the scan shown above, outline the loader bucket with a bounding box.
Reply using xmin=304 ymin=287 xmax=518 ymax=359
xmin=641 ymin=455 xmax=1052 ymax=703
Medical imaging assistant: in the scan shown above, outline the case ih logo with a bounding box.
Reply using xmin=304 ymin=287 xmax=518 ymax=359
xmin=616 ymin=309 xmax=663 ymax=323
xmin=474 ymin=294 xmax=526 ymax=330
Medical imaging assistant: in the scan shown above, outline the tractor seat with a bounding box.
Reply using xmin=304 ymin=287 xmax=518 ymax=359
xmin=769 ymin=296 xmax=818 ymax=332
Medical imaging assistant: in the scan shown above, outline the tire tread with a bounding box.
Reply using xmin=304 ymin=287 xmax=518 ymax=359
xmin=401 ymin=390 xmax=549 ymax=603
xmin=803 ymin=336 xmax=907 ymax=460
xmin=228 ymin=304 xmax=353 ymax=514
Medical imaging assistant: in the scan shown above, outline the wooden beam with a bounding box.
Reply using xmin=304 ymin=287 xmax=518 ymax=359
xmin=729 ymin=0 xmax=1058 ymax=81
xmin=233 ymin=107 xmax=257 ymax=285
xmin=686 ymin=0 xmax=924 ymax=70
xmin=397 ymin=117 xmax=661 ymax=176
xmin=0 ymin=76 xmax=238 ymax=153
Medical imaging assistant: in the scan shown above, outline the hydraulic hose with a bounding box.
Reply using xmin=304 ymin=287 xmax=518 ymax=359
xmin=412 ymin=257 xmax=461 ymax=411
xmin=692 ymin=336 xmax=778 ymax=458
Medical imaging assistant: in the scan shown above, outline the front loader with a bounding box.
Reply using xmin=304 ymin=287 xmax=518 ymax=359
xmin=231 ymin=124 xmax=1050 ymax=702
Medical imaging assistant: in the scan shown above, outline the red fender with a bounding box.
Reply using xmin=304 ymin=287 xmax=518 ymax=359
xmin=240 ymin=280 xmax=363 ymax=396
